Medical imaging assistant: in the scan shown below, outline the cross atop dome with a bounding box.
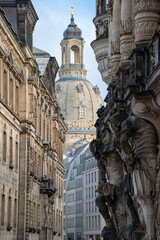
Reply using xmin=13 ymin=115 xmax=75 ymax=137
xmin=71 ymin=6 xmax=74 ymax=17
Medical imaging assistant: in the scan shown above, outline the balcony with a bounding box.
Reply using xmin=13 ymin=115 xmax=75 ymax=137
xmin=40 ymin=178 xmax=57 ymax=198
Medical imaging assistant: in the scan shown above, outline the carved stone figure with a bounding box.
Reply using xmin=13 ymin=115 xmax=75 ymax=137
xmin=110 ymin=111 xmax=158 ymax=239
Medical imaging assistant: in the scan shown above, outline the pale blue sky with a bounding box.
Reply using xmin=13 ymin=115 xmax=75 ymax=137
xmin=32 ymin=0 xmax=107 ymax=100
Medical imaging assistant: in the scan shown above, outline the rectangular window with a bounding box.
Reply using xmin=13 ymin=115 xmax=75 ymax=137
xmin=14 ymin=199 xmax=17 ymax=228
xmin=86 ymin=217 xmax=88 ymax=230
xmin=15 ymin=142 xmax=18 ymax=170
xmin=89 ymin=202 xmax=90 ymax=213
xmin=95 ymin=216 xmax=97 ymax=228
xmin=76 ymin=203 xmax=82 ymax=213
xmin=67 ymin=218 xmax=74 ymax=227
xmin=89 ymin=216 xmax=91 ymax=230
xmin=95 ymin=172 xmax=97 ymax=182
xmin=76 ymin=216 xmax=82 ymax=227
xmin=9 ymin=78 xmax=13 ymax=109
xmin=15 ymin=85 xmax=19 ymax=115
xmin=8 ymin=197 xmax=11 ymax=226
xmin=86 ymin=202 xmax=88 ymax=213
xmin=9 ymin=137 xmax=13 ymax=166
xmin=3 ymin=131 xmax=7 ymax=162
xmin=3 ymin=70 xmax=8 ymax=103
xmin=92 ymin=216 xmax=94 ymax=229
xmin=1 ymin=194 xmax=5 ymax=225
xmin=76 ymin=191 xmax=82 ymax=201
xmin=98 ymin=215 xmax=100 ymax=228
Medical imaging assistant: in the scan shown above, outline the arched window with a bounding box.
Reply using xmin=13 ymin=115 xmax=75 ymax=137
xmin=70 ymin=45 xmax=80 ymax=64
xmin=79 ymin=106 xmax=85 ymax=119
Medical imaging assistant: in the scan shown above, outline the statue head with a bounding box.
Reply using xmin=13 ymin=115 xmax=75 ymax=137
xmin=108 ymin=108 xmax=128 ymax=138
xmin=109 ymin=108 xmax=128 ymax=127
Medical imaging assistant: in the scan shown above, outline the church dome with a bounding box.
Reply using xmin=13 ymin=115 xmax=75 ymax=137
xmin=55 ymin=78 xmax=103 ymax=122
xmin=63 ymin=17 xmax=83 ymax=40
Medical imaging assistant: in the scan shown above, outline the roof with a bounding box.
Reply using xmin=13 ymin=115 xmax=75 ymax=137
xmin=55 ymin=77 xmax=103 ymax=121
xmin=63 ymin=16 xmax=83 ymax=40
xmin=33 ymin=47 xmax=50 ymax=75
xmin=33 ymin=47 xmax=50 ymax=56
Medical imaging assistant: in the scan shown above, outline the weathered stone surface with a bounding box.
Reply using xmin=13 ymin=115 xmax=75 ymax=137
xmin=92 ymin=1 xmax=160 ymax=240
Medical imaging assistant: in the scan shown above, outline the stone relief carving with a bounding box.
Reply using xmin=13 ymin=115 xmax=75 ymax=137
xmin=134 ymin=0 xmax=160 ymax=13
xmin=135 ymin=22 xmax=158 ymax=37
xmin=120 ymin=18 xmax=132 ymax=36
xmin=111 ymin=40 xmax=120 ymax=55
xmin=90 ymin=107 xmax=160 ymax=240
xmin=76 ymin=83 xmax=83 ymax=93
xmin=120 ymin=42 xmax=133 ymax=58
xmin=96 ymin=19 xmax=108 ymax=39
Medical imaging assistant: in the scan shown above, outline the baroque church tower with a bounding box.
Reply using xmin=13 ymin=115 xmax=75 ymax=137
xmin=55 ymin=8 xmax=103 ymax=154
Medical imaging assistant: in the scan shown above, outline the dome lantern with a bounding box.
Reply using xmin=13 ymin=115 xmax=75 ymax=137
xmin=63 ymin=7 xmax=83 ymax=40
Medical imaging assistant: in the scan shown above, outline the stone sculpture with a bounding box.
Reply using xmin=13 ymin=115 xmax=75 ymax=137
xmin=90 ymin=108 xmax=160 ymax=240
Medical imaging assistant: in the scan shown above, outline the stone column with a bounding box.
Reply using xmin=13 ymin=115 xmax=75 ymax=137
xmin=111 ymin=0 xmax=121 ymax=81
xmin=134 ymin=0 xmax=160 ymax=46
xmin=120 ymin=0 xmax=133 ymax=62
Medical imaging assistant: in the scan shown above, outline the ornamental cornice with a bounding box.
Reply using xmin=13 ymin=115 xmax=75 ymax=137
xmin=135 ymin=0 xmax=160 ymax=14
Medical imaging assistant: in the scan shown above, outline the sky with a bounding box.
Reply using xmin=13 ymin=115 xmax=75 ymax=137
xmin=32 ymin=0 xmax=108 ymax=101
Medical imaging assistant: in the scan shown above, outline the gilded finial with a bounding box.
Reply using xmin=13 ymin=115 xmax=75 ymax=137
xmin=71 ymin=6 xmax=74 ymax=17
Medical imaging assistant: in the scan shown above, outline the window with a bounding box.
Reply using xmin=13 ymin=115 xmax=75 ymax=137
xmin=79 ymin=106 xmax=85 ymax=119
xmin=86 ymin=217 xmax=88 ymax=230
xmin=92 ymin=173 xmax=93 ymax=183
xmin=98 ymin=215 xmax=100 ymax=228
xmin=3 ymin=131 xmax=7 ymax=162
xmin=14 ymin=199 xmax=17 ymax=228
xmin=15 ymin=85 xmax=19 ymax=114
xmin=9 ymin=78 xmax=14 ymax=109
xmin=8 ymin=197 xmax=11 ymax=226
xmin=67 ymin=218 xmax=74 ymax=227
xmin=95 ymin=172 xmax=97 ymax=182
xmin=92 ymin=216 xmax=94 ymax=229
xmin=95 ymin=216 xmax=97 ymax=229
xmin=9 ymin=137 xmax=13 ymax=166
xmin=76 ymin=217 xmax=82 ymax=227
xmin=76 ymin=203 xmax=82 ymax=213
xmin=3 ymin=70 xmax=8 ymax=103
xmin=74 ymin=72 xmax=78 ymax=77
xmin=67 ymin=205 xmax=74 ymax=214
xmin=89 ymin=217 xmax=91 ymax=230
xmin=76 ymin=190 xmax=82 ymax=201
xmin=86 ymin=202 xmax=88 ymax=213
xmin=1 ymin=194 xmax=5 ymax=225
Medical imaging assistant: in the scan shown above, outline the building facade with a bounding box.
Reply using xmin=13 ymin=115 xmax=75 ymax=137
xmin=82 ymin=153 xmax=105 ymax=240
xmin=63 ymin=144 xmax=90 ymax=240
xmin=90 ymin=0 xmax=160 ymax=240
xmin=0 ymin=1 xmax=67 ymax=240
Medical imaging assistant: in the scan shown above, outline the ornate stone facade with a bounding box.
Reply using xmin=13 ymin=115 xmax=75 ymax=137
xmin=0 ymin=1 xmax=67 ymax=240
xmin=91 ymin=0 xmax=160 ymax=239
